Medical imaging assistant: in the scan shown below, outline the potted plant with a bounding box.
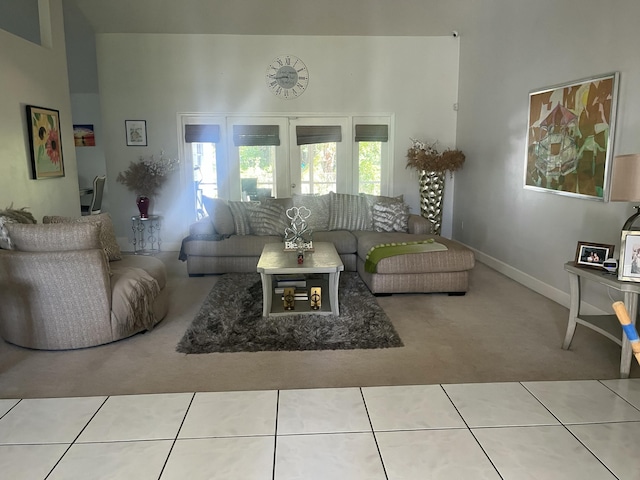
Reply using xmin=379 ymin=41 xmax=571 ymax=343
xmin=406 ymin=139 xmax=465 ymax=235
xmin=117 ymin=151 xmax=179 ymax=218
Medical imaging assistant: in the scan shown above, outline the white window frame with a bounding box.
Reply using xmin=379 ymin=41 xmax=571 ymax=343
xmin=179 ymin=113 xmax=393 ymax=219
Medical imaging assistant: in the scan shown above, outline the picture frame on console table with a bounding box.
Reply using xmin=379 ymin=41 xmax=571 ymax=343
xmin=524 ymin=72 xmax=619 ymax=201
xmin=618 ymin=231 xmax=640 ymax=282
xmin=574 ymin=241 xmax=614 ymax=269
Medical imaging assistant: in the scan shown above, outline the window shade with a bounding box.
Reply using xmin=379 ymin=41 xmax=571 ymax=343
xmin=296 ymin=126 xmax=342 ymax=145
xmin=233 ymin=125 xmax=280 ymax=146
xmin=355 ymin=124 xmax=388 ymax=142
xmin=184 ymin=124 xmax=220 ymax=143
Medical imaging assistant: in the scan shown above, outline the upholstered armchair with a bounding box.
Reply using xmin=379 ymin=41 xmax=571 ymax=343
xmin=0 ymin=222 xmax=168 ymax=350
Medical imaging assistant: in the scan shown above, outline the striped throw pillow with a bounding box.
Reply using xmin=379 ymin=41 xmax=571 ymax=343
xmin=328 ymin=192 xmax=372 ymax=231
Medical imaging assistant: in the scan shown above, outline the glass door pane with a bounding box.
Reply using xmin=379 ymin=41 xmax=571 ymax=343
xmin=300 ymin=142 xmax=337 ymax=194
xmin=290 ymin=117 xmax=350 ymax=196
xmin=238 ymin=145 xmax=276 ymax=200
xmin=358 ymin=141 xmax=382 ymax=195
xmin=192 ymin=142 xmax=218 ymax=219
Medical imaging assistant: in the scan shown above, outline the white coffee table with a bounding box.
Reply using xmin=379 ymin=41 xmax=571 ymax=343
xmin=257 ymin=242 xmax=344 ymax=317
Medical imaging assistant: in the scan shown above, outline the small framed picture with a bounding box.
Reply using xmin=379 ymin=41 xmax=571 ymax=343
xmin=125 ymin=120 xmax=147 ymax=146
xmin=619 ymin=231 xmax=640 ymax=282
xmin=574 ymin=241 xmax=615 ymax=269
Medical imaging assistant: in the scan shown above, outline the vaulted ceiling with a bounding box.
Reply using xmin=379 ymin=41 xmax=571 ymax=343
xmin=70 ymin=0 xmax=473 ymax=36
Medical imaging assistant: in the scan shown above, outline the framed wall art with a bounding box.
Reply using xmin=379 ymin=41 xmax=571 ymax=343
xmin=125 ymin=120 xmax=147 ymax=146
xmin=619 ymin=231 xmax=640 ymax=282
xmin=524 ymin=72 xmax=619 ymax=201
xmin=73 ymin=124 xmax=95 ymax=147
xmin=26 ymin=105 xmax=65 ymax=179
xmin=574 ymin=241 xmax=614 ymax=269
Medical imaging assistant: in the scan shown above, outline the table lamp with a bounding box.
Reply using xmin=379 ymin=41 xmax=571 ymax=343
xmin=610 ymin=154 xmax=640 ymax=231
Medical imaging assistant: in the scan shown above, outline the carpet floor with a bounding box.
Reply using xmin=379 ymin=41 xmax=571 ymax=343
xmin=176 ymin=272 xmax=403 ymax=353
xmin=0 ymin=252 xmax=636 ymax=399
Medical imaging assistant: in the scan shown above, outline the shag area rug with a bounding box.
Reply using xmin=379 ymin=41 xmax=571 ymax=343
xmin=176 ymin=272 xmax=403 ymax=353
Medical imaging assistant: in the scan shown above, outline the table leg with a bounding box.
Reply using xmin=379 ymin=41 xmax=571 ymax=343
xmin=620 ymin=291 xmax=639 ymax=378
xmin=329 ymin=271 xmax=340 ymax=316
xmin=562 ymin=272 xmax=580 ymax=350
xmin=261 ymin=273 xmax=272 ymax=317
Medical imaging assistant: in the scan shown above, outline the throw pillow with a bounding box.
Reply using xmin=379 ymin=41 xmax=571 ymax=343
xmin=328 ymin=192 xmax=372 ymax=231
xmin=227 ymin=201 xmax=256 ymax=236
xmin=248 ymin=203 xmax=288 ymax=236
xmin=7 ymin=223 xmax=102 ymax=252
xmin=362 ymin=193 xmax=404 ymax=209
xmin=292 ymin=193 xmax=331 ymax=232
xmin=0 ymin=206 xmax=37 ymax=250
xmin=43 ymin=213 xmax=122 ymax=261
xmin=371 ymin=201 xmax=410 ymax=232
xmin=202 ymin=196 xmax=235 ymax=235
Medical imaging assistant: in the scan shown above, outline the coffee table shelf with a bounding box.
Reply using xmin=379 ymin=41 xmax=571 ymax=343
xmin=269 ymin=276 xmax=333 ymax=317
xmin=257 ymin=242 xmax=344 ymax=317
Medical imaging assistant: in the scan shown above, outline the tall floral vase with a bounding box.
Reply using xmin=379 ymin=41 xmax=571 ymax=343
xmin=419 ymin=170 xmax=445 ymax=236
xmin=136 ymin=195 xmax=150 ymax=219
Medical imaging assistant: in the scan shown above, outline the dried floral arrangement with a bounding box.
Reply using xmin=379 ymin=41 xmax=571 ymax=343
xmin=406 ymin=138 xmax=465 ymax=173
xmin=117 ymin=151 xmax=179 ymax=197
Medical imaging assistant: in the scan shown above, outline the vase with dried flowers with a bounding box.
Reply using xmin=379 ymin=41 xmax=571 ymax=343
xmin=117 ymin=151 xmax=179 ymax=218
xmin=406 ymin=139 xmax=465 ymax=235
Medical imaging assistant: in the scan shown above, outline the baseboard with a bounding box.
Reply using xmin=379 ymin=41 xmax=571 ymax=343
xmin=466 ymin=245 xmax=608 ymax=316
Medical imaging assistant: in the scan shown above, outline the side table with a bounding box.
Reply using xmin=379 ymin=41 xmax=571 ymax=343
xmin=131 ymin=215 xmax=161 ymax=254
xmin=563 ymin=261 xmax=640 ymax=378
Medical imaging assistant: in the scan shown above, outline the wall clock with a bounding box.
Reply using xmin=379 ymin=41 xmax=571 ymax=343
xmin=266 ymin=55 xmax=309 ymax=99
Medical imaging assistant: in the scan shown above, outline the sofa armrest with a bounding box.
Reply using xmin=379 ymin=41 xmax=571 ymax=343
xmin=189 ymin=216 xmax=216 ymax=236
xmin=408 ymin=214 xmax=431 ymax=235
xmin=0 ymin=249 xmax=113 ymax=349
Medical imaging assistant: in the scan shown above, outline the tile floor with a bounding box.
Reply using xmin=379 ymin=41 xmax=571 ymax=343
xmin=3 ymin=379 xmax=640 ymax=479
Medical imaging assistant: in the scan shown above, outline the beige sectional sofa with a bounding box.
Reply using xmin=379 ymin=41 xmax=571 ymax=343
xmin=181 ymin=193 xmax=475 ymax=294
xmin=0 ymin=214 xmax=168 ymax=350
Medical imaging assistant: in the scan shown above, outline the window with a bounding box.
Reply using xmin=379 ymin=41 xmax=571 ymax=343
xmin=184 ymin=122 xmax=222 ymax=219
xmin=355 ymin=124 xmax=389 ymax=196
xmin=296 ymin=125 xmax=342 ymax=194
xmin=233 ymin=125 xmax=280 ymax=200
xmin=181 ymin=114 xmax=392 ymax=220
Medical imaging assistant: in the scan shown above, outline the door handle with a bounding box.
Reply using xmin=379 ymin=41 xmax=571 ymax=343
xmin=291 ymin=183 xmax=296 ymax=189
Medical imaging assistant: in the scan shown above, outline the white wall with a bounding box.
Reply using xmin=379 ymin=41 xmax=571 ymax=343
xmin=0 ymin=0 xmax=79 ymax=219
xmin=95 ymin=34 xmax=460 ymax=250
xmin=454 ymin=0 xmax=640 ymax=311
xmin=71 ymin=93 xmax=107 ymax=195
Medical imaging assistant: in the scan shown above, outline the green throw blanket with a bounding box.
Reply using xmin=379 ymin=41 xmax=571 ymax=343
xmin=364 ymin=239 xmax=448 ymax=273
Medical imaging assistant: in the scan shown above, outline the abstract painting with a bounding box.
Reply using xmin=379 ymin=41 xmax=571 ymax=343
xmin=524 ymin=73 xmax=619 ymax=200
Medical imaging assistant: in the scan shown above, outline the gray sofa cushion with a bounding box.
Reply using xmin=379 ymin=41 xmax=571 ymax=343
xmin=355 ymin=232 xmax=475 ymax=274
xmin=202 ymin=197 xmax=235 ymax=235
xmin=293 ymin=193 xmax=331 ymax=232
xmin=328 ymin=192 xmax=372 ymax=231
xmin=228 ymin=201 xmax=256 ymax=235
xmin=248 ymin=203 xmax=288 ymax=236
xmin=184 ymin=234 xmax=282 ymax=257
xmin=312 ymin=230 xmax=357 ymax=255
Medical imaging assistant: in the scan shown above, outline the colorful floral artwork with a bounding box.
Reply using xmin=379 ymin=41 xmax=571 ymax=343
xmin=26 ymin=105 xmax=65 ymax=179
xmin=524 ymin=73 xmax=619 ymax=200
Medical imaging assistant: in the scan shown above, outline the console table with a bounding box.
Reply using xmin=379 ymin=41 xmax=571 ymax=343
xmin=131 ymin=215 xmax=161 ymax=254
xmin=563 ymin=261 xmax=640 ymax=378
